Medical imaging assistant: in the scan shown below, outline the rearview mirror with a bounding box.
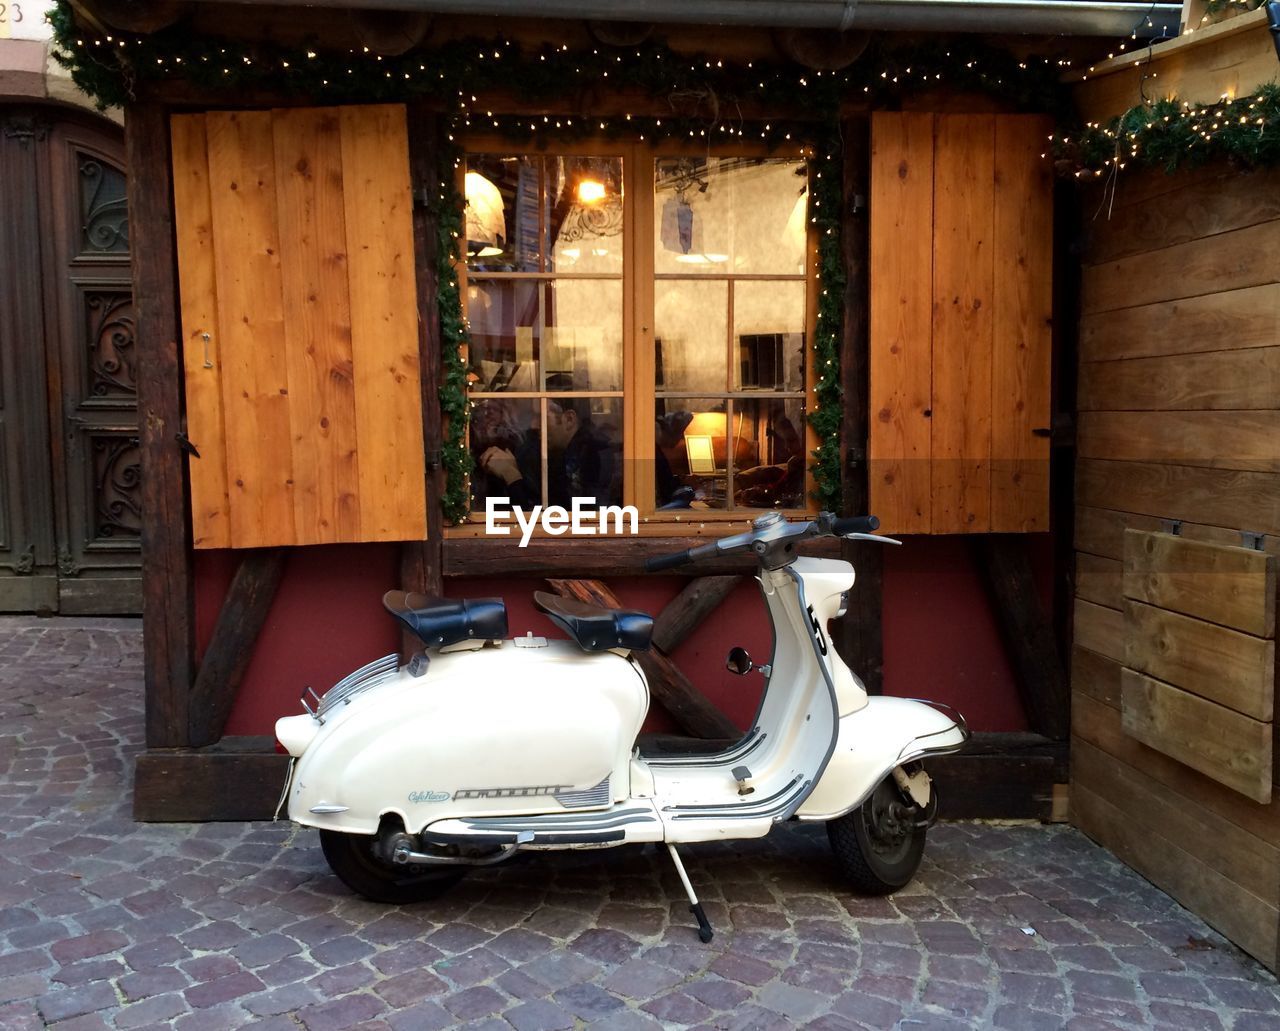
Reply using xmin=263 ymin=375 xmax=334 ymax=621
xmin=725 ymin=647 xmax=753 ymax=676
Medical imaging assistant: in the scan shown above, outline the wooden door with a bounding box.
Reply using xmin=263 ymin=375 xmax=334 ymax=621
xmin=0 ymin=106 xmax=140 ymax=613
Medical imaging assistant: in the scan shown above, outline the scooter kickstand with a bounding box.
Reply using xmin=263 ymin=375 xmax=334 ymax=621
xmin=666 ymin=844 xmax=714 ymax=943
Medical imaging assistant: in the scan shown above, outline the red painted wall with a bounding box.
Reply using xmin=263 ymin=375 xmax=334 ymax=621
xmin=201 ymin=536 xmax=1047 ymax=738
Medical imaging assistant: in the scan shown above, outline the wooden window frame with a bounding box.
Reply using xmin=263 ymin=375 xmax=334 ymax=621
xmin=449 ymin=135 xmax=819 ymax=541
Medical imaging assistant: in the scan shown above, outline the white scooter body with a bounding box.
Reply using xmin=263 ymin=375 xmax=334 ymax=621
xmin=277 ymin=536 xmax=968 ymax=859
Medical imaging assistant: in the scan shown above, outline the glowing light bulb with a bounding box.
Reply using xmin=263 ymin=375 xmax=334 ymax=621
xmin=577 ymin=179 xmax=607 ymax=204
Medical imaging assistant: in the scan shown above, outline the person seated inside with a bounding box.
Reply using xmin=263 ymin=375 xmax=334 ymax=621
xmin=477 ymin=399 xmax=621 ymax=509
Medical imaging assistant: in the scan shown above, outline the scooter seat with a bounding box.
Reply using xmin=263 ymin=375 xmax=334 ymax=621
xmin=533 ymin=591 xmax=653 ymax=653
xmin=382 ymin=591 xmax=508 ymax=648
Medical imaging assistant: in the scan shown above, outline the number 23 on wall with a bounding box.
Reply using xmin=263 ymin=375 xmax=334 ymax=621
xmin=0 ymin=4 xmax=25 ymax=40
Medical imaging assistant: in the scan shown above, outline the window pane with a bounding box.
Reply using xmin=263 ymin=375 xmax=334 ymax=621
xmin=466 ymin=280 xmax=622 ymax=393
xmin=546 ymin=156 xmax=623 ymax=275
xmin=654 ymin=157 xmax=806 ymax=275
xmin=466 ymin=280 xmax=542 ymax=392
xmin=79 ymin=154 xmax=130 ymax=254
xmin=545 ymin=280 xmax=623 ymax=392
xmin=732 ymin=398 xmax=807 ymax=510
xmin=465 ymin=154 xmax=540 ymax=272
xmin=466 ymin=154 xmax=623 ymax=274
xmin=734 ymin=280 xmax=805 ymax=391
xmin=655 ymin=280 xmax=727 ymax=393
xmin=547 ymin=397 xmax=624 ymax=509
xmin=655 ymin=398 xmax=730 ymax=510
xmin=470 ymin=397 xmax=542 ymax=511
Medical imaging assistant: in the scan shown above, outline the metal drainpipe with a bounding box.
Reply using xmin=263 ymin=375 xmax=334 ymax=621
xmin=210 ymin=0 xmax=1183 ymax=40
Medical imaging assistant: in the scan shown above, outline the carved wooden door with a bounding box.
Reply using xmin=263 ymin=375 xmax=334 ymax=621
xmin=0 ymin=106 xmax=139 ymax=613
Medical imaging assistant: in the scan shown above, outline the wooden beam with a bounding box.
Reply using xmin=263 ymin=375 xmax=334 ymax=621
xmin=835 ymin=114 xmax=884 ymax=693
xmin=128 ymin=97 xmax=196 ymax=748
xmin=444 ymin=535 xmax=842 ymax=577
xmin=651 ymin=575 xmax=743 ymax=654
xmin=77 ymin=0 xmax=183 ymax=33
xmin=399 ymin=103 xmax=444 ymax=655
xmin=187 ymin=549 xmax=286 ymax=747
xmin=547 ymin=578 xmax=740 ymax=740
xmin=925 ymin=731 xmax=1069 ymax=821
xmin=977 ymin=535 xmax=1070 ymax=740
xmin=134 ymin=737 xmax=290 ymax=822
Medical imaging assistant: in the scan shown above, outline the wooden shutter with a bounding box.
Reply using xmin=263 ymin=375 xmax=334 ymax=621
xmin=172 ymin=105 xmax=426 ymax=549
xmin=1120 ymin=529 xmax=1275 ymax=803
xmin=869 ymin=112 xmax=1052 ymax=534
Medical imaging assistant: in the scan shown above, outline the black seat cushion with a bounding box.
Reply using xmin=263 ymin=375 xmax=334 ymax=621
xmin=532 ymin=591 xmax=653 ymax=653
xmin=383 ymin=591 xmax=507 ymax=648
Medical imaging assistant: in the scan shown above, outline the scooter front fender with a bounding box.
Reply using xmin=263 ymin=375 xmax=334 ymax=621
xmin=795 ymin=696 xmax=968 ymax=821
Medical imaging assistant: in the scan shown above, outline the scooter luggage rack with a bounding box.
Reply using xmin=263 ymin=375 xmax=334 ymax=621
xmin=313 ymin=653 xmax=400 ymax=717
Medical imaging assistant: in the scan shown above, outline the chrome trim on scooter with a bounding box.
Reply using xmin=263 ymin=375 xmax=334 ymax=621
xmin=644 ymin=728 xmax=767 ymax=768
xmin=452 ymin=810 xmax=658 ymax=833
xmin=420 ymin=804 xmax=662 ymax=847
xmin=664 ymin=774 xmax=802 ymax=813
xmin=317 ymin=653 xmax=399 ymax=716
xmin=554 ymin=777 xmax=610 ymax=809
xmin=274 ymin=759 xmax=295 ymax=821
xmin=894 ymin=700 xmax=969 ymax=766
xmin=670 ymin=778 xmax=811 ymax=822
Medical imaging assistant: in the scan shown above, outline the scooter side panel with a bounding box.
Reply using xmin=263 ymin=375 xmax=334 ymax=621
xmin=286 ymin=642 xmax=648 ymax=835
xmin=794 ymin=696 xmax=968 ymax=821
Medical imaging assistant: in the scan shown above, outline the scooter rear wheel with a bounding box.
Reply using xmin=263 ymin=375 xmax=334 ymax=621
xmin=319 ymin=830 xmax=466 ymax=904
xmin=826 ymin=774 xmax=926 ymax=895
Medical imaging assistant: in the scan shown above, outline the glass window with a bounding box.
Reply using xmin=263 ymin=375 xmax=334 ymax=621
xmin=653 ymin=156 xmax=808 ymax=512
xmin=466 ymin=153 xmax=625 ymax=512
xmin=462 ymin=145 xmax=811 ymax=519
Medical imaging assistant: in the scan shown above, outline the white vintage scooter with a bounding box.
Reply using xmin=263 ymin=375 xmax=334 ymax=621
xmin=275 ymin=512 xmax=967 ymax=941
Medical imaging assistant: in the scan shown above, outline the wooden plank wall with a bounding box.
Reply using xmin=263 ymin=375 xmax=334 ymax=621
xmin=1071 ymin=162 xmax=1280 ymax=971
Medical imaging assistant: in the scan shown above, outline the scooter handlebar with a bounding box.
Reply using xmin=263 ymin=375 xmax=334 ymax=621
xmin=644 ymin=515 xmax=880 ymax=572
xmin=645 ymin=549 xmax=693 ymax=572
xmin=831 ymin=514 xmax=880 ymax=537
xmin=644 ymin=539 xmax=722 ymax=573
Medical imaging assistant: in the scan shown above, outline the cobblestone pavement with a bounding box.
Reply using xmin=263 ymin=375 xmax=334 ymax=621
xmin=1 ymin=616 xmax=1278 ymax=1031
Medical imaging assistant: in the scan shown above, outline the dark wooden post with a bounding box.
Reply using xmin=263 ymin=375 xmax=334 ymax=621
xmin=977 ymin=535 xmax=1070 ymax=740
xmin=833 ymin=114 xmax=884 ymax=694
xmin=187 ymin=549 xmax=286 ymax=747
xmin=127 ymin=98 xmax=196 ymax=747
xmin=399 ymin=102 xmax=444 ymax=632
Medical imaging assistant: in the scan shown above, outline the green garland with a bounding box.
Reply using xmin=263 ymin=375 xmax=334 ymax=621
xmin=1054 ymin=83 xmax=1280 ymax=175
xmin=432 ymin=161 xmax=473 ymax=525
xmin=48 ymin=0 xmax=1077 ymax=520
xmin=1202 ymin=0 xmax=1264 ymax=17
xmin=808 ymin=124 xmax=847 ymax=513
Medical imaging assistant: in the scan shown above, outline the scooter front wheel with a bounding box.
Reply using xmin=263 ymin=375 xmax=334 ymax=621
xmin=826 ymin=773 xmax=927 ymax=895
xmin=319 ymin=830 xmax=466 ymax=904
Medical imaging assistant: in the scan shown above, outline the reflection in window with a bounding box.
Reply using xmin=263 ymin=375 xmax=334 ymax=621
xmin=465 ymin=154 xmax=623 ymax=274
xmin=653 ymin=156 xmax=808 ymax=512
xmin=656 ymin=398 xmax=805 ymax=511
xmin=654 ymin=157 xmax=806 ymax=275
xmin=465 ymin=153 xmax=625 ymax=513
xmin=471 ymin=396 xmax=623 ymax=511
